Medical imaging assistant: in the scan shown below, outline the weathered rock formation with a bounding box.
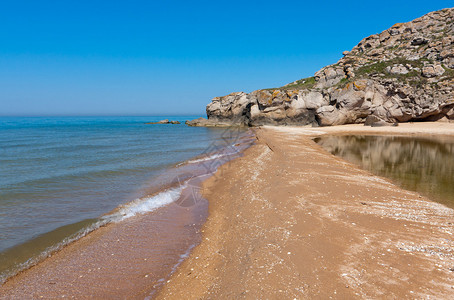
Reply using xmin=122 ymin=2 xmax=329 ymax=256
xmin=185 ymin=117 xmax=232 ymax=127
xmin=146 ymin=119 xmax=181 ymax=124
xmin=201 ymin=8 xmax=454 ymax=127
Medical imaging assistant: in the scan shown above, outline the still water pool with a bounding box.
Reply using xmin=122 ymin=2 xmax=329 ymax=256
xmin=315 ymin=135 xmax=454 ymax=209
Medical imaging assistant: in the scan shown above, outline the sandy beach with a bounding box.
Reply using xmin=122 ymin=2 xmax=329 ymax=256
xmin=1 ymin=122 xmax=454 ymax=298
xmin=156 ymin=122 xmax=454 ymax=299
xmin=2 ymin=2 xmax=453 ymax=299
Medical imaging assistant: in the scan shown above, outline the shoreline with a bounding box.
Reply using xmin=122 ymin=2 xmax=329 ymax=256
xmin=0 ymin=131 xmax=255 ymax=298
xmin=156 ymin=122 xmax=454 ymax=299
xmin=1 ymin=122 xmax=454 ymax=297
xmin=0 ymin=116 xmax=252 ymax=289
xmin=0 ymin=181 xmax=210 ymax=298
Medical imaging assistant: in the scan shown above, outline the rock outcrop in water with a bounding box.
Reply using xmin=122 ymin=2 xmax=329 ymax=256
xmin=199 ymin=8 xmax=454 ymax=127
xmin=146 ymin=119 xmax=181 ymax=124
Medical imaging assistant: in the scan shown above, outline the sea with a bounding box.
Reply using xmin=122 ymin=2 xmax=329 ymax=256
xmin=0 ymin=116 xmax=250 ymax=284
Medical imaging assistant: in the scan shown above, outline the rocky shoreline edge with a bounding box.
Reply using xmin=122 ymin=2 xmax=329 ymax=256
xmin=188 ymin=8 xmax=454 ymax=128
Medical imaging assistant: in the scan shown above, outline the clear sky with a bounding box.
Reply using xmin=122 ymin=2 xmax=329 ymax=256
xmin=0 ymin=1 xmax=452 ymax=116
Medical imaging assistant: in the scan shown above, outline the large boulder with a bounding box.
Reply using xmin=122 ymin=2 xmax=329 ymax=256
xmin=316 ymin=105 xmax=342 ymax=126
xmin=422 ymin=64 xmax=445 ymax=78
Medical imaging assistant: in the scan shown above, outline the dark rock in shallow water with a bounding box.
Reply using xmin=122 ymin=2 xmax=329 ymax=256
xmin=146 ymin=119 xmax=180 ymax=125
xmin=146 ymin=119 xmax=169 ymax=124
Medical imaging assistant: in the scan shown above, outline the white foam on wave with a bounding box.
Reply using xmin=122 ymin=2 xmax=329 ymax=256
xmin=0 ymin=184 xmax=187 ymax=285
xmin=186 ymin=153 xmax=228 ymax=164
xmin=175 ymin=153 xmax=224 ymax=167
xmin=186 ymin=147 xmax=242 ymax=165
xmin=108 ymin=184 xmax=186 ymax=221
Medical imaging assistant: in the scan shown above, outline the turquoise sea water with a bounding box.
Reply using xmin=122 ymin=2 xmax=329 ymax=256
xmin=0 ymin=116 xmax=244 ymax=282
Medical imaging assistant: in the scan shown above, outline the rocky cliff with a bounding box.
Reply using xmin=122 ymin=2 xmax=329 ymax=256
xmin=198 ymin=8 xmax=454 ymax=127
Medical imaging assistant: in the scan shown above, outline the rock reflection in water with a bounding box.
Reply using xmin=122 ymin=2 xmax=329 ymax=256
xmin=315 ymin=135 xmax=454 ymax=208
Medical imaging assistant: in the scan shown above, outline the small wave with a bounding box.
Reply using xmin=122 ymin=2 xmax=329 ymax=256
xmin=175 ymin=140 xmax=250 ymax=167
xmin=186 ymin=152 xmax=237 ymax=165
xmin=188 ymin=153 xmax=225 ymax=164
xmin=108 ymin=185 xmax=185 ymax=221
xmin=175 ymin=153 xmax=226 ymax=167
xmin=0 ymin=184 xmax=187 ymax=286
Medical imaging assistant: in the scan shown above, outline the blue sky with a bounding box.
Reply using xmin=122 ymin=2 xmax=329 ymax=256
xmin=0 ymin=1 xmax=452 ymax=116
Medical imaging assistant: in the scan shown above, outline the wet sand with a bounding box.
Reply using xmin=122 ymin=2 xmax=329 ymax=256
xmin=1 ymin=123 xmax=454 ymax=298
xmin=0 ymin=132 xmax=254 ymax=299
xmin=0 ymin=198 xmax=208 ymax=299
xmin=156 ymin=123 xmax=454 ymax=299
